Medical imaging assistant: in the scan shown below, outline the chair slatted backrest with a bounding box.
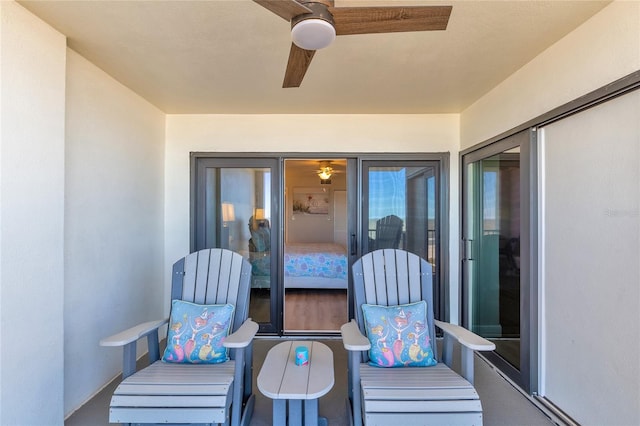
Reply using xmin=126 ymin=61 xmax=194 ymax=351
xmin=374 ymin=215 xmax=403 ymax=249
xmin=170 ymin=249 xmax=252 ymax=355
xmin=352 ymin=249 xmax=438 ymax=363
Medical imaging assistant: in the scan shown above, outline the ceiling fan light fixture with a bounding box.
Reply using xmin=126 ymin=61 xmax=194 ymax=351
xmin=291 ymin=18 xmax=336 ymax=50
xmin=318 ymin=164 xmax=333 ymax=180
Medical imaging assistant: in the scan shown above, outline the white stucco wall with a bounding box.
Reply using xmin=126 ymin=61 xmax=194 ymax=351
xmin=64 ymin=49 xmax=166 ymax=416
xmin=0 ymin=2 xmax=66 ymax=423
xmin=460 ymin=1 xmax=640 ymax=149
xmin=164 ymin=114 xmax=462 ymax=320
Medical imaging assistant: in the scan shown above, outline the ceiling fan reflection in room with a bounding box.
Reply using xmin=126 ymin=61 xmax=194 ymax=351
xmin=253 ymin=0 xmax=452 ymax=88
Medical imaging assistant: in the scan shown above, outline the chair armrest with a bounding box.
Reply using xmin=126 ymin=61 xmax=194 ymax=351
xmin=435 ymin=320 xmax=495 ymax=351
xmin=341 ymin=319 xmax=371 ymax=351
xmin=223 ymin=319 xmax=259 ymax=349
xmin=99 ymin=319 xmax=168 ymax=347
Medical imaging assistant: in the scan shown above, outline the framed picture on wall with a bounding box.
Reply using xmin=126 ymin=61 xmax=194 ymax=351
xmin=292 ymin=187 xmax=330 ymax=215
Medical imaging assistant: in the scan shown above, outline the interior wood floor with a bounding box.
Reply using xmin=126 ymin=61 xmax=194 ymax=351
xmin=284 ymin=289 xmax=348 ymax=332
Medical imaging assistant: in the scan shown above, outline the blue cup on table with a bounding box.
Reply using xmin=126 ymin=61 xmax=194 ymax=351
xmin=295 ymin=346 xmax=309 ymax=366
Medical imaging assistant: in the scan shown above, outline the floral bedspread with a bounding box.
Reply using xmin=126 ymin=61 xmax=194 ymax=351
xmin=284 ymin=243 xmax=347 ymax=279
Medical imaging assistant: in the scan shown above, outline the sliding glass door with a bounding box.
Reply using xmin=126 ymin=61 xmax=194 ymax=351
xmin=192 ymin=156 xmax=281 ymax=333
xmin=192 ymin=154 xmax=449 ymax=334
xmin=461 ymin=130 xmax=536 ymax=391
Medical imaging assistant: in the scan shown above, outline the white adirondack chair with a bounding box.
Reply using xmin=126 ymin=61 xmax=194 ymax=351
xmin=341 ymin=249 xmax=495 ymax=426
xmin=100 ymin=248 xmax=258 ymax=426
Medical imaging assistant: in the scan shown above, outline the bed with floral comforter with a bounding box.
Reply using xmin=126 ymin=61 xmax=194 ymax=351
xmin=283 ymin=243 xmax=348 ymax=289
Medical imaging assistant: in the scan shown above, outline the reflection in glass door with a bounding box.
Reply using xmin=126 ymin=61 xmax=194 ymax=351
xmin=462 ymin=130 xmax=534 ymax=391
xmin=361 ymin=160 xmax=443 ymax=318
xmin=467 ymin=151 xmax=520 ymax=366
xmin=193 ymin=157 xmax=280 ymax=334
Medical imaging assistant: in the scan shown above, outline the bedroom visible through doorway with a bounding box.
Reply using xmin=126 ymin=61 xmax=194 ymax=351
xmin=283 ymin=159 xmax=349 ymax=332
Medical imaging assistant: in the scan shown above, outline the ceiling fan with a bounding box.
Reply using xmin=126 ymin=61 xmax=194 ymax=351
xmin=317 ymin=161 xmax=336 ymax=179
xmin=253 ymin=0 xmax=452 ymax=88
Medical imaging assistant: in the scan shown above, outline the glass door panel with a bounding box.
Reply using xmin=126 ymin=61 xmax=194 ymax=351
xmin=193 ymin=157 xmax=280 ymax=334
xmin=361 ymin=161 xmax=443 ymax=318
xmin=462 ymin=130 xmax=533 ymax=391
xmin=466 ymin=150 xmax=521 ymax=368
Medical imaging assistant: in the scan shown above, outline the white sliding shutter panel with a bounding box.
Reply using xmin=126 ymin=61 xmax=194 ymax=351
xmin=540 ymin=89 xmax=640 ymax=425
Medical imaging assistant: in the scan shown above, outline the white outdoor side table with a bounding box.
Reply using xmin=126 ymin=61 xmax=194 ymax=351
xmin=257 ymin=341 xmax=334 ymax=426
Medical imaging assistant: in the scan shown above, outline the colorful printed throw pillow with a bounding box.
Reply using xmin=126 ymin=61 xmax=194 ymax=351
xmin=162 ymin=300 xmax=235 ymax=364
xmin=362 ymin=301 xmax=437 ymax=368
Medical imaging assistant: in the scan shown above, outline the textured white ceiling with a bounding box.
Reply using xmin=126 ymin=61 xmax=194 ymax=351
xmin=19 ymin=0 xmax=610 ymax=114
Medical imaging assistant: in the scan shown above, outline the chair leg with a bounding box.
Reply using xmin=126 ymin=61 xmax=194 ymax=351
xmin=442 ymin=333 xmax=453 ymax=368
xmin=347 ymin=351 xmax=353 ymax=402
xmin=461 ymin=345 xmax=475 ymax=385
xmin=244 ymin=341 xmax=253 ymax=399
xmin=122 ymin=342 xmax=137 ymax=379
xmin=146 ymin=331 xmax=160 ymax=363
xmin=231 ymin=347 xmax=245 ymax=426
xmin=349 ymin=351 xmax=363 ymax=426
